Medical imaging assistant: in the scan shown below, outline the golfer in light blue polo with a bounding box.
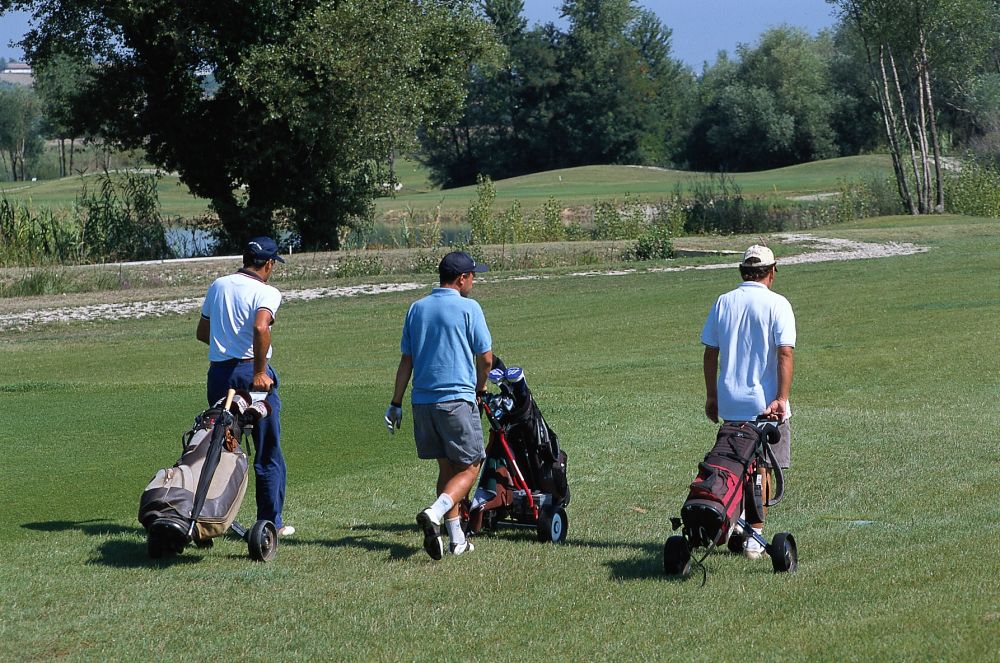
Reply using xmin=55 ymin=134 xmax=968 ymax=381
xmin=386 ymin=251 xmax=493 ymax=560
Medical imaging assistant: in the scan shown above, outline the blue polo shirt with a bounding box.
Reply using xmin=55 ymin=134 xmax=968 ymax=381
xmin=401 ymin=288 xmax=492 ymax=405
xmin=701 ymin=281 xmax=796 ymax=421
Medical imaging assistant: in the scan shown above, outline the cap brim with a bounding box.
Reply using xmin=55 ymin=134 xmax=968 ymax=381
xmin=471 ymin=264 xmax=489 ymax=273
xmin=272 ymin=255 xmax=286 ymax=263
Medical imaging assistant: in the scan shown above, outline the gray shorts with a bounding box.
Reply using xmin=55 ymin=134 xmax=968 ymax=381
xmin=762 ymin=420 xmax=791 ymax=469
xmin=412 ymin=400 xmax=486 ymax=465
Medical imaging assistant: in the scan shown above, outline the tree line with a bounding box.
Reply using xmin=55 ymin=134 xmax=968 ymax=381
xmin=2 ymin=0 xmax=999 ymax=251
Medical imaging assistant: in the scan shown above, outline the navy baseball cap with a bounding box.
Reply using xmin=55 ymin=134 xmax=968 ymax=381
xmin=438 ymin=251 xmax=488 ymax=277
xmin=246 ymin=236 xmax=285 ymax=263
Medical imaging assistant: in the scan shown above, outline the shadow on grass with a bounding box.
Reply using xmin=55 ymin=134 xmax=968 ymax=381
xmin=304 ymin=522 xmax=421 ymax=561
xmin=22 ymin=518 xmax=142 ymax=538
xmin=21 ymin=519 xmax=205 ymax=568
xmin=89 ymin=539 xmax=203 ymax=568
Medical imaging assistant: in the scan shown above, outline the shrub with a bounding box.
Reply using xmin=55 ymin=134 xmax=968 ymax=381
xmin=944 ymin=157 xmax=1000 ymax=218
xmin=77 ymin=169 xmax=173 ymax=262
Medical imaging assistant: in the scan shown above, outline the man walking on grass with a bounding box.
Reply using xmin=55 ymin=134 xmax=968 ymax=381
xmin=701 ymin=245 xmax=796 ymax=559
xmin=385 ymin=251 xmax=493 ymax=560
xmin=197 ymin=236 xmax=294 ymax=538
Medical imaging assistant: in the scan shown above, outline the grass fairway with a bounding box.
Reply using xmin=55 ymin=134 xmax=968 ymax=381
xmin=1 ymin=155 xmax=892 ymax=223
xmin=2 ymin=217 xmax=998 ymax=661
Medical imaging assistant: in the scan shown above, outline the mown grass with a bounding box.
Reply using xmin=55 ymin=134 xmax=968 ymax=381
xmin=1 ymin=216 xmax=998 ymax=661
xmin=0 ymin=155 xmax=893 ymax=224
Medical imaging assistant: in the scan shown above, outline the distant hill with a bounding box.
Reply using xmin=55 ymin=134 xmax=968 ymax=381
xmin=0 ymin=155 xmax=895 ymax=221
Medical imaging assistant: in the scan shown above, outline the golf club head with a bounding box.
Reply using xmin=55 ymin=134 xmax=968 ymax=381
xmin=488 ymin=368 xmax=506 ymax=384
xmin=504 ymin=367 xmax=524 ymax=382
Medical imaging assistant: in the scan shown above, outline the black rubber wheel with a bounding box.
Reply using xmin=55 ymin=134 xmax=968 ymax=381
xmin=147 ymin=534 xmax=164 ymax=559
xmin=769 ymin=532 xmax=797 ymax=573
xmin=536 ymin=507 xmax=568 ymax=543
xmin=248 ymin=520 xmax=278 ymax=562
xmin=663 ymin=535 xmax=692 ymax=577
xmin=727 ymin=529 xmax=747 ymax=554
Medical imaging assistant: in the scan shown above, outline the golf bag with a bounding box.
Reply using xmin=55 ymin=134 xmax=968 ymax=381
xmin=679 ymin=421 xmax=781 ymax=548
xmin=465 ymin=361 xmax=570 ymax=542
xmin=138 ymin=392 xmax=271 ymax=557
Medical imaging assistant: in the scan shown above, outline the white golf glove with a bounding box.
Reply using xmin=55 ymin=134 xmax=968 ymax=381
xmin=384 ymin=403 xmax=402 ymax=434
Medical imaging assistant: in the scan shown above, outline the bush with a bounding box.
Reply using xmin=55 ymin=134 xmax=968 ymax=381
xmin=626 ymin=223 xmax=674 ymax=261
xmin=77 ymin=170 xmax=173 ymax=262
xmin=944 ymin=157 xmax=1000 ymax=218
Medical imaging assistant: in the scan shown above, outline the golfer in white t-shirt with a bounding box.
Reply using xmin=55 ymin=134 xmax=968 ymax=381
xmin=197 ymin=236 xmax=293 ymax=537
xmin=701 ymin=244 xmax=796 ymax=559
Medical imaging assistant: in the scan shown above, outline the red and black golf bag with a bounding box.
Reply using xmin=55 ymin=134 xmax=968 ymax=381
xmin=679 ymin=421 xmax=782 ymax=548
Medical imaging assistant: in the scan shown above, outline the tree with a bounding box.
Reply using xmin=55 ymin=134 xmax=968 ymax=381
xmin=686 ymin=26 xmax=840 ymax=171
xmin=5 ymin=0 xmax=498 ymax=249
xmin=0 ymin=85 xmax=42 ymax=181
xmin=32 ymin=52 xmax=90 ymax=176
xmin=828 ymin=0 xmax=993 ymax=213
xmin=419 ymin=0 xmax=693 ymax=186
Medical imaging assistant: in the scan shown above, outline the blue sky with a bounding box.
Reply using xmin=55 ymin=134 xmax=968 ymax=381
xmin=0 ymin=1 xmax=838 ymax=70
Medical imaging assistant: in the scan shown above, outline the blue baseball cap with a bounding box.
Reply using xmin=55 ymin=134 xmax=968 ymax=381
xmin=438 ymin=251 xmax=488 ymax=278
xmin=245 ymin=236 xmax=285 ymax=263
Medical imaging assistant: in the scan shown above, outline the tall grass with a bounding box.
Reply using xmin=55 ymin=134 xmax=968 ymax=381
xmin=0 ymin=170 xmax=174 ymax=268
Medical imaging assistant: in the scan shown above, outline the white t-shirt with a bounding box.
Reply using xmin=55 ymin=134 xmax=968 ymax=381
xmin=701 ymin=281 xmax=796 ymax=421
xmin=201 ymin=271 xmax=281 ymax=362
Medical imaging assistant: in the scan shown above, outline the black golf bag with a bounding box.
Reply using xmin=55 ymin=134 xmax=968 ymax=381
xmin=138 ymin=391 xmax=278 ymax=560
xmin=464 ymin=360 xmax=570 ymax=542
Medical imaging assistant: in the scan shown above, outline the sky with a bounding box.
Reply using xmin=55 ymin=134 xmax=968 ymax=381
xmin=0 ymin=1 xmax=839 ymax=70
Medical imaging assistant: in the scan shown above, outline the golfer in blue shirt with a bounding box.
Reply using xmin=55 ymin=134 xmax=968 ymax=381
xmin=386 ymin=251 xmax=493 ymax=559
xmin=197 ymin=236 xmax=293 ymax=537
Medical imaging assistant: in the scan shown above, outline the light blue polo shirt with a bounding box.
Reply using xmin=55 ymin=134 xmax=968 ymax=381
xmin=401 ymin=288 xmax=492 ymax=405
xmin=201 ymin=271 xmax=281 ymax=362
xmin=701 ymin=281 xmax=796 ymax=421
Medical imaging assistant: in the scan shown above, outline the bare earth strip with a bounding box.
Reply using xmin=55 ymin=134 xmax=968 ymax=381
xmin=2 ymin=234 xmax=927 ymax=333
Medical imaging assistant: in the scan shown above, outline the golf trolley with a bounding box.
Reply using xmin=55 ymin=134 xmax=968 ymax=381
xmin=139 ymin=389 xmax=279 ymax=562
xmin=664 ymin=419 xmax=797 ymax=578
xmin=461 ymin=361 xmax=570 ymax=543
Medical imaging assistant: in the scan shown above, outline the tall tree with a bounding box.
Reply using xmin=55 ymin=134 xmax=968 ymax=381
xmin=4 ymin=0 xmax=498 ymax=249
xmin=419 ymin=0 xmax=693 ymax=185
xmin=0 ymin=85 xmax=42 ymax=181
xmin=829 ymin=0 xmax=992 ymax=213
xmin=686 ymin=26 xmax=840 ymax=171
xmin=32 ymin=52 xmax=89 ymax=176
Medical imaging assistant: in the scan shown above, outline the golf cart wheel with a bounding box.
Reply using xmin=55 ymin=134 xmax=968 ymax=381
xmin=536 ymin=507 xmax=568 ymax=543
xmin=248 ymin=520 xmax=278 ymax=562
xmin=727 ymin=529 xmax=747 ymax=554
xmin=147 ymin=534 xmax=165 ymax=559
xmin=769 ymin=532 xmax=797 ymax=573
xmin=663 ymin=535 xmax=692 ymax=577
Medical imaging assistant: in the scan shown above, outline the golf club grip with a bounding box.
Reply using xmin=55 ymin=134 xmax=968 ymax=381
xmin=223 ymin=388 xmax=236 ymax=411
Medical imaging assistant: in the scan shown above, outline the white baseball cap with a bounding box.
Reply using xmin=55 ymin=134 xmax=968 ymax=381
xmin=741 ymin=245 xmax=776 ymax=267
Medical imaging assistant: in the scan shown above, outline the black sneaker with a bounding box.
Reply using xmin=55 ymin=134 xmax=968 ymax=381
xmin=416 ymin=508 xmax=443 ymax=560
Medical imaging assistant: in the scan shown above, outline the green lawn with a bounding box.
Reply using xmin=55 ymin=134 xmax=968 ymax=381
xmin=1 ymin=216 xmax=997 ymax=660
xmin=1 ymin=155 xmax=893 ymax=224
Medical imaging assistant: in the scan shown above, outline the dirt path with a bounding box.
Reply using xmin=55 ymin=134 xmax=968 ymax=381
xmin=1 ymin=234 xmax=927 ymax=333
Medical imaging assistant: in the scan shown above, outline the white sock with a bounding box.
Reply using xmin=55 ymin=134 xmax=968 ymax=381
xmin=445 ymin=517 xmax=465 ymax=546
xmin=428 ymin=493 xmax=454 ymax=522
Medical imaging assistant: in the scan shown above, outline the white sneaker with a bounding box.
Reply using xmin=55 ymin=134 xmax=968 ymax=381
xmin=744 ymin=528 xmax=765 ymax=560
xmin=277 ymin=525 xmax=295 ymax=537
xmin=450 ymin=540 xmax=475 ymax=555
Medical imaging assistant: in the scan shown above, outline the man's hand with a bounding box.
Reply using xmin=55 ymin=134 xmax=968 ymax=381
xmin=705 ymin=397 xmax=719 ymax=423
xmin=252 ymin=371 xmax=274 ymax=392
xmin=384 ymin=403 xmax=402 ymax=433
xmin=762 ymin=397 xmax=788 ymax=421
